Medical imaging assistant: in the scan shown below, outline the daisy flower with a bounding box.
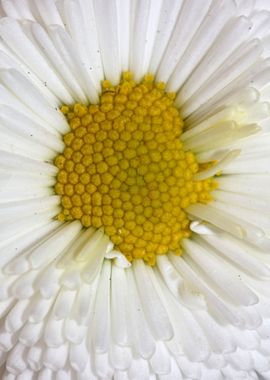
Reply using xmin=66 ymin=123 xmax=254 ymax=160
xmin=0 ymin=0 xmax=270 ymax=379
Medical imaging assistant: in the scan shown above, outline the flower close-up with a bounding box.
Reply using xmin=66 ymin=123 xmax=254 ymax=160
xmin=1 ymin=0 xmax=270 ymax=379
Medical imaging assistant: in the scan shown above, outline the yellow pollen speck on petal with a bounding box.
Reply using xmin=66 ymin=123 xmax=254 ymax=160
xmin=54 ymin=72 xmax=216 ymax=266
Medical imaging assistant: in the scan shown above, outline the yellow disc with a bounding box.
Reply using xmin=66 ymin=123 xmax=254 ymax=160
xmin=54 ymin=73 xmax=216 ymax=265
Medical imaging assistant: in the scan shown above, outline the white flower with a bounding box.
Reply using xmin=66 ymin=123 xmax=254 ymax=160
xmin=0 ymin=0 xmax=270 ymax=379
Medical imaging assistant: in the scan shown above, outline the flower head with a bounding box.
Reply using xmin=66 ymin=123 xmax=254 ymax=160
xmin=0 ymin=1 xmax=270 ymax=379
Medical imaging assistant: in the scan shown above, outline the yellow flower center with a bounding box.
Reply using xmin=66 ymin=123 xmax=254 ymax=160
xmin=54 ymin=72 xmax=216 ymax=265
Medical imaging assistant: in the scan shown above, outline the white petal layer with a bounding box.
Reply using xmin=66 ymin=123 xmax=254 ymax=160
xmin=0 ymin=0 xmax=270 ymax=379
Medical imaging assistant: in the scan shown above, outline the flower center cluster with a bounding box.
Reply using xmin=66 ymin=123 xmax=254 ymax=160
xmin=54 ymin=73 xmax=215 ymax=265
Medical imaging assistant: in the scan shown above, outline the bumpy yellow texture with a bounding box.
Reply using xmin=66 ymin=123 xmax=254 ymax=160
xmin=54 ymin=73 xmax=216 ymax=266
